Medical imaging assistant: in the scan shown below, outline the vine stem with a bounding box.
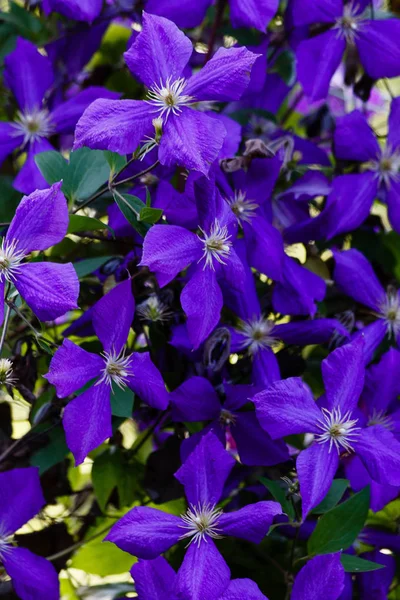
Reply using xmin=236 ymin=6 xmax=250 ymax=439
xmin=205 ymin=0 xmax=227 ymax=62
xmin=0 ymin=286 xmax=12 ymax=356
xmin=46 ymin=522 xmax=115 ymax=562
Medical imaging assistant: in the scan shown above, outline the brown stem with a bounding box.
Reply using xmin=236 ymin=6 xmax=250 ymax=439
xmin=205 ymin=0 xmax=227 ymax=62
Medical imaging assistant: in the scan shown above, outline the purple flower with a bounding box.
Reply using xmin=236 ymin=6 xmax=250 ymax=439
xmin=170 ymin=377 xmax=289 ymax=465
xmin=145 ymin=0 xmax=278 ymax=31
xmin=2 ymin=37 xmax=118 ymax=194
xmin=291 ymin=553 xmax=345 ymax=600
xmin=140 ymin=177 xmax=246 ymax=348
xmin=106 ymin=431 xmax=281 ymax=599
xmin=131 ymin=555 xmax=269 ymax=599
xmin=45 ymin=279 xmax=169 ymax=464
xmin=0 ymin=182 xmax=79 ymax=326
xmin=74 ymin=12 xmax=259 ymax=176
xmin=253 ymin=338 xmax=400 ymax=516
xmin=291 ymin=0 xmax=400 ymax=101
xmin=0 ymin=468 xmax=59 ymax=600
xmin=42 ymin=0 xmax=103 ymax=22
xmin=333 ymin=248 xmax=400 ymax=362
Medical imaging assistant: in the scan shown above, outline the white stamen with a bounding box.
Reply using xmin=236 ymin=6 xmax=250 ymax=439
xmin=379 ymin=287 xmax=400 ymax=338
xmin=369 ymin=145 xmax=400 ymax=188
xmin=146 ymin=76 xmax=193 ymax=119
xmin=219 ymin=408 xmax=237 ymax=427
xmin=97 ymin=346 xmax=132 ymax=390
xmin=334 ymin=2 xmax=364 ymax=44
xmin=237 ymin=316 xmax=277 ymax=355
xmin=367 ymin=408 xmax=394 ymax=430
xmin=12 ymin=108 xmax=54 ymax=145
xmin=227 ymin=190 xmax=259 ymax=224
xmin=136 ymin=295 xmax=172 ymax=323
xmin=198 ymin=219 xmax=232 ymax=270
xmin=0 ymin=524 xmax=13 ymax=559
xmin=0 ymin=359 xmax=16 ymax=386
xmin=0 ymin=239 xmax=26 ymax=283
xmin=315 ymin=407 xmax=360 ymax=454
xmin=179 ymin=503 xmax=223 ymax=547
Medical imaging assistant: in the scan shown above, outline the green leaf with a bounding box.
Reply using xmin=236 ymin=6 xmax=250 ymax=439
xmin=340 ymin=554 xmax=385 ymax=573
xmin=68 ymin=214 xmax=111 ymax=235
xmin=110 ymin=383 xmax=134 ymax=418
xmin=103 ymin=151 xmax=127 ymax=177
xmin=308 ymin=486 xmax=370 ymax=556
xmin=270 ymin=49 xmax=297 ymax=85
xmin=92 ymin=451 xmax=120 ymax=511
xmin=35 ymin=151 xmax=68 ymax=185
xmin=63 ymin=148 xmax=109 ymax=202
xmin=259 ymin=477 xmax=295 ymax=521
xmin=139 ymin=206 xmax=163 ymax=224
xmin=0 ymin=176 xmax=21 ymax=222
xmin=145 ymin=187 xmax=151 ymax=207
xmin=311 ymin=479 xmax=349 ymax=514
xmin=113 ymin=192 xmax=150 ymax=237
xmin=73 ymin=256 xmax=116 ymax=279
xmin=36 ymin=338 xmax=54 ymax=355
xmin=30 ymin=426 xmax=69 ymax=474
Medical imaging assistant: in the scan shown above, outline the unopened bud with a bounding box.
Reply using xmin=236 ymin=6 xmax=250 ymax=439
xmin=243 ymin=138 xmax=276 ymax=159
xmin=152 ymin=117 xmax=163 ymax=143
xmin=203 ymin=327 xmax=231 ymax=371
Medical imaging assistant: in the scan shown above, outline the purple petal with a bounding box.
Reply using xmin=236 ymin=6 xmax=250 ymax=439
xmin=73 ymin=99 xmax=154 ymax=154
xmin=363 ymin=347 xmax=400 ymax=414
xmin=131 ymin=557 xmax=177 ymax=600
xmin=321 ymin=338 xmax=365 ymax=414
xmin=219 ymin=578 xmax=268 ymax=600
xmin=297 ymin=443 xmax=339 ymax=517
xmin=63 ymin=382 xmax=111 ymax=465
xmin=388 ymin=96 xmax=400 ymax=150
xmin=4 ymin=38 xmax=54 ymax=111
xmin=126 ymin=352 xmax=169 ymax=410
xmin=253 ymin=377 xmax=321 ymax=439
xmin=92 ymin=279 xmax=134 ymax=354
xmin=13 ymin=138 xmax=55 ymax=195
xmin=124 ymin=12 xmax=192 ymax=88
xmin=230 ymin=0 xmax=278 ymax=30
xmin=233 ymin=412 xmax=290 ymax=466
xmin=252 ymin=348 xmax=281 ymax=387
xmin=0 ymin=467 xmax=44 ymax=535
xmin=243 ymin=216 xmax=284 ymax=282
xmin=44 ymin=0 xmax=102 ymax=21
xmin=176 ymin=539 xmax=230 ymax=600
xmin=181 ymin=267 xmax=223 ymax=350
xmin=0 ymin=122 xmax=24 ymax=166
xmin=3 ymin=547 xmax=59 ymax=600
xmin=296 ymin=32 xmax=345 ymax=102
xmin=354 ymin=425 xmax=400 ymax=486
xmin=15 ymin=262 xmax=79 ymax=322
xmin=7 ymin=182 xmax=68 ymax=253
xmin=324 ymin=173 xmax=378 ymax=239
xmin=0 ymin=281 xmax=4 ymax=327
xmin=333 ymin=249 xmax=385 ymax=311
xmin=219 ymin=501 xmax=281 ymax=543
xmin=185 ymin=47 xmax=259 ymax=102
xmin=174 ymin=431 xmax=235 ymax=505
xmin=356 ymin=19 xmax=400 ymax=80
xmin=334 ymin=110 xmax=380 ymax=162
xmin=290 ymin=0 xmax=341 ymax=26
xmin=386 ymin=178 xmax=400 ymax=234
xmin=352 ymin=322 xmax=388 ymax=365
xmin=45 ymin=339 xmax=103 ymax=398
xmin=159 ymin=109 xmax=226 ymax=176
xmin=105 ymin=506 xmax=182 ymax=559
xmin=140 ymin=224 xmax=202 ymax=287
xmin=274 ymin=319 xmax=348 ymax=346
xmin=153 ymin=180 xmax=198 ymax=229
xmin=51 ymin=87 xmax=120 ymax=134
xmin=145 ymin=0 xmax=212 ymax=29
xmin=359 ymin=550 xmax=396 ymax=599
xmin=291 ymin=553 xmax=344 ymax=600
xmin=170 ymin=377 xmax=220 ymax=422
xmin=272 ymin=256 xmax=325 ymax=316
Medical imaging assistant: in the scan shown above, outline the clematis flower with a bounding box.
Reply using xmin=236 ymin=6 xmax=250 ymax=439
xmin=45 ymin=279 xmax=169 ymax=464
xmin=253 ymin=338 xmax=400 ymax=516
xmin=291 ymin=0 xmax=400 ymax=101
xmin=74 ymin=12 xmax=259 ymax=176
xmin=0 ymin=182 xmax=79 ymax=326
xmin=333 ymin=248 xmax=400 ymax=362
xmin=1 ymin=37 xmax=119 ymax=194
xmin=291 ymin=553 xmax=345 ymax=600
xmin=106 ymin=431 xmax=281 ymax=600
xmin=131 ymin=555 xmax=269 ymax=600
xmin=170 ymin=377 xmax=289 ymax=465
xmin=0 ymin=468 xmax=59 ymax=600
xmin=140 ymin=177 xmax=246 ymax=349
xmin=145 ymin=0 xmax=278 ymax=31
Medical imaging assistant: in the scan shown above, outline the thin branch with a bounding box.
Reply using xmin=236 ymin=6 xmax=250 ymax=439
xmin=46 ymin=522 xmax=115 ymax=562
xmin=0 ymin=302 xmax=11 ymax=356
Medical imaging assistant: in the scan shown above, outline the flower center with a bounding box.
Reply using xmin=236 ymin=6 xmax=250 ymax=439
xmin=0 ymin=239 xmax=26 ymax=283
xmin=368 ymin=146 xmax=400 ymax=187
xmin=198 ymin=219 xmax=232 ymax=270
xmin=12 ymin=108 xmax=54 ymax=145
xmin=0 ymin=359 xmax=16 ymax=386
xmin=367 ymin=409 xmax=393 ymax=430
xmin=315 ymin=407 xmax=360 ymax=454
xmin=136 ymin=296 xmax=172 ymax=323
xmin=179 ymin=503 xmax=223 ymax=547
xmin=146 ymin=76 xmax=193 ymax=119
xmin=97 ymin=347 xmax=132 ymax=390
xmin=334 ymin=3 xmax=363 ymax=43
xmin=237 ymin=316 xmax=276 ymax=355
xmin=380 ymin=287 xmax=400 ymax=338
xmin=227 ymin=190 xmax=259 ymax=224
xmin=0 ymin=527 xmax=13 ymax=559
xmin=219 ymin=409 xmax=237 ymax=427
